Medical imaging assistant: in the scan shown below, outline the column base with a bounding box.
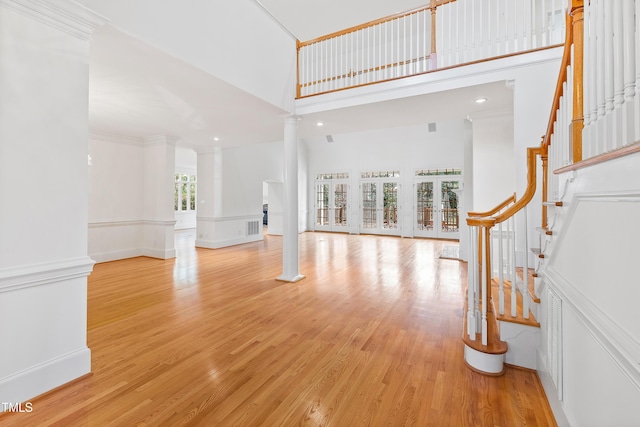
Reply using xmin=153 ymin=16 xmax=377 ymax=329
xmin=276 ymin=274 xmax=306 ymax=283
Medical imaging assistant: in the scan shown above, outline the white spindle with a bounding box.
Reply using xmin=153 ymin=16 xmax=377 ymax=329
xmin=467 ymin=225 xmax=477 ymax=338
xmin=603 ymin=0 xmax=615 ymax=152
xmin=510 ymin=215 xmax=517 ymax=318
xmin=588 ymin=0 xmax=597 ymax=158
xmin=622 ymin=0 xmax=636 ymax=147
xmin=636 ymin=0 xmax=640 ymax=142
xmin=481 ymin=228 xmax=488 ymax=346
xmin=595 ymin=0 xmax=606 ymax=156
xmin=498 ymin=221 xmax=505 ymax=315
xmin=523 ymin=207 xmax=530 ymax=319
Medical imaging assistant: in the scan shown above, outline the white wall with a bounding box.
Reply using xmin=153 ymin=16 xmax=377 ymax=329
xmin=75 ymin=0 xmax=297 ymax=112
xmin=540 ymin=152 xmax=640 ymax=426
xmin=0 ymin=0 xmax=105 ymax=405
xmin=88 ymin=133 xmax=177 ymax=262
xmin=88 ymin=133 xmax=145 ymax=261
xmin=472 ymin=115 xmax=516 ymax=211
xmin=305 ymin=119 xmax=468 ymax=237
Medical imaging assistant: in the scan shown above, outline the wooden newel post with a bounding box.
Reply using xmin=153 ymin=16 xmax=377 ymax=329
xmin=296 ymin=39 xmax=302 ymax=99
xmin=570 ymin=0 xmax=584 ymax=162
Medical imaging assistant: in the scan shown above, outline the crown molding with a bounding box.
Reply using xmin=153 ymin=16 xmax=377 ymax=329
xmin=89 ymin=130 xmax=144 ymax=146
xmin=143 ymin=135 xmax=181 ymax=147
xmin=0 ymin=0 xmax=109 ymax=41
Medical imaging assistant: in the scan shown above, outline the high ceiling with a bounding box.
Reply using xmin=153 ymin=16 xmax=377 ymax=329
xmin=85 ymin=1 xmax=513 ymax=149
xmin=258 ymin=0 xmax=429 ymax=41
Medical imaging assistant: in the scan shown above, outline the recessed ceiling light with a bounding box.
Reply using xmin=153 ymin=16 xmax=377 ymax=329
xmin=213 ymin=137 xmax=220 ymax=141
xmin=475 ymin=97 xmax=488 ymax=104
xmin=316 ymin=121 xmax=324 ymax=127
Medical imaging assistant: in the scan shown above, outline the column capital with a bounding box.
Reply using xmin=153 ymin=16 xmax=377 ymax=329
xmin=284 ymin=114 xmax=303 ymax=122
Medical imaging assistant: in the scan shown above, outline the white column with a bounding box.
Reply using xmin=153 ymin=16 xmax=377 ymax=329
xmin=278 ymin=116 xmax=305 ymax=282
xmin=195 ymin=146 xmax=223 ymax=249
xmin=142 ymin=135 xmax=177 ymax=259
xmin=0 ymin=0 xmax=106 ymax=405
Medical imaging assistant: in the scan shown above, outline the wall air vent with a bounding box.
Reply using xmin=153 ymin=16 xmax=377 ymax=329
xmin=247 ymin=220 xmax=260 ymax=236
xmin=428 ymin=122 xmax=437 ymax=132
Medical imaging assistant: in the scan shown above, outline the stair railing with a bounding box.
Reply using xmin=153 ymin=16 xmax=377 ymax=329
xmin=466 ymin=147 xmax=542 ymax=345
xmin=297 ymin=0 xmax=567 ymax=98
xmin=465 ymin=3 xmax=580 ymax=357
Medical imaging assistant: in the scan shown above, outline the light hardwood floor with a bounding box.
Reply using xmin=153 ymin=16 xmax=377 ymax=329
xmin=1 ymin=231 xmax=556 ymax=426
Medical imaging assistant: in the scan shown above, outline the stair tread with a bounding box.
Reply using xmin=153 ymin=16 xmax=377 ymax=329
xmin=530 ymin=248 xmax=545 ymax=258
xmin=536 ymin=226 xmax=553 ymax=235
xmin=516 ymin=267 xmax=540 ymax=303
xmin=491 ymin=278 xmax=540 ymax=328
xmin=543 ymin=200 xmax=564 ymax=207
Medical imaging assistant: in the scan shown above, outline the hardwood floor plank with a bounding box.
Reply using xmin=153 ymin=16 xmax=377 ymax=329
xmin=0 ymin=231 xmax=556 ymax=426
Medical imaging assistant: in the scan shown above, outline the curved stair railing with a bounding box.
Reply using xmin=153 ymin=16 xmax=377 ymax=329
xmin=463 ymin=4 xmax=580 ymax=375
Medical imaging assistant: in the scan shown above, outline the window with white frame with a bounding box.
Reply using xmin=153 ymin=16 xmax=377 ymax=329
xmin=174 ymin=173 xmax=197 ymax=212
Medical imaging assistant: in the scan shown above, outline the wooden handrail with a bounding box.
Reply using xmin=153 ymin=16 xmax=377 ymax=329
xmin=298 ymin=1 xmax=456 ymax=47
xmin=542 ymin=12 xmax=574 ymax=150
xmin=468 ymin=193 xmax=516 ymax=218
xmin=494 ymin=146 xmax=543 ymax=224
xmin=467 ymin=146 xmax=542 ymax=228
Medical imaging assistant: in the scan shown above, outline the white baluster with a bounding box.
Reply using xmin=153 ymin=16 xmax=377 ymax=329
xmin=523 ymin=207 xmax=530 ymax=319
xmin=595 ymin=0 xmax=606 ymax=156
xmin=467 ymin=225 xmax=477 ymax=338
xmin=622 ymin=0 xmax=636 ymax=147
xmin=583 ymin=0 xmax=591 ymax=155
xmin=588 ymin=0 xmax=598 ymax=158
xmin=367 ymin=26 xmax=371 ymax=83
xmin=481 ymin=227 xmax=488 ymax=346
xmin=510 ymin=215 xmax=517 ymax=318
xmin=604 ymin=0 xmax=615 ymax=152
xmin=635 ymin=0 xmax=640 ymax=143
xmin=498 ymin=221 xmax=505 ymax=315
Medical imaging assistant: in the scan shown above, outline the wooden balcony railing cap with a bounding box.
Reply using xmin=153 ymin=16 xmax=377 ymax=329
xmin=298 ymin=0 xmax=456 ymax=46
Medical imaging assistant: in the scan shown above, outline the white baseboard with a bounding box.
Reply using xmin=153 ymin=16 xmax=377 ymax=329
xmin=90 ymin=248 xmax=143 ymax=263
xmin=142 ymin=248 xmax=176 ymax=260
xmin=0 ymin=347 xmax=91 ymax=407
xmin=196 ymin=234 xmax=263 ymax=249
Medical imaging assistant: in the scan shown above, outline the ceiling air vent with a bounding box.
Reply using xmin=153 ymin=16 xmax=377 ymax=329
xmin=428 ymin=122 xmax=437 ymax=132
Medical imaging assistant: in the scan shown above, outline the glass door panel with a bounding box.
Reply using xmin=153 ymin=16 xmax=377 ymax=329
xmin=316 ymin=183 xmax=330 ymax=229
xmin=416 ymin=182 xmax=434 ymax=233
xmin=414 ymin=177 xmax=460 ymax=239
xmin=333 ymin=183 xmax=348 ymax=228
xmin=382 ymin=182 xmax=399 ymax=229
xmin=361 ymin=182 xmax=377 ymax=230
xmin=440 ymin=180 xmax=460 ymax=236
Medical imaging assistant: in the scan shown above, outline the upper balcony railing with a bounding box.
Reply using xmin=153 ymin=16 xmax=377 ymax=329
xmin=297 ymin=0 xmax=567 ymax=98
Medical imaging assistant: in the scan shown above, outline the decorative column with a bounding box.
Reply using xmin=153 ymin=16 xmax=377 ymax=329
xmin=278 ymin=116 xmax=305 ymax=282
xmin=142 ymin=135 xmax=178 ymax=259
xmin=195 ymin=146 xmax=223 ymax=249
xmin=0 ymin=0 xmax=106 ymax=404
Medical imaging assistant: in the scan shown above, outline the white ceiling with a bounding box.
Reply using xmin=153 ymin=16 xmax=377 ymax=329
xmin=258 ymin=0 xmax=429 ymax=41
xmin=86 ymin=2 xmax=513 ymax=149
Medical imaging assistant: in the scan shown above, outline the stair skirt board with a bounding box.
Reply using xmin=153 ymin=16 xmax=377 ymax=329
xmin=464 ymin=345 xmax=505 ymax=375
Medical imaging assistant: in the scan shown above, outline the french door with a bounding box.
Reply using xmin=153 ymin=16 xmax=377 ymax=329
xmin=360 ymin=179 xmax=401 ymax=235
xmin=414 ymin=177 xmax=461 ymax=239
xmin=315 ymin=181 xmax=349 ymax=232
